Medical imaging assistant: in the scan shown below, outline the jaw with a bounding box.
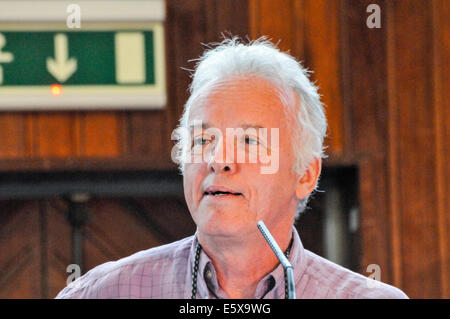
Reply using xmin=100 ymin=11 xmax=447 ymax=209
xmin=194 ymin=197 xmax=259 ymax=237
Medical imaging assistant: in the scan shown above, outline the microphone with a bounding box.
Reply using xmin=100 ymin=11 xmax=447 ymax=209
xmin=257 ymin=220 xmax=296 ymax=299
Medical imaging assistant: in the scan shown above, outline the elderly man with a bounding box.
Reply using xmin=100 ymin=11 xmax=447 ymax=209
xmin=56 ymin=38 xmax=407 ymax=299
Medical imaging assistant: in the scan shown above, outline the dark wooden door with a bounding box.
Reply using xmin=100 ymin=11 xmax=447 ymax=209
xmin=0 ymin=197 xmax=195 ymax=298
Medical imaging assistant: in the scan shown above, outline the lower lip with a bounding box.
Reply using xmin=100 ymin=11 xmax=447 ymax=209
xmin=203 ymin=194 xmax=243 ymax=200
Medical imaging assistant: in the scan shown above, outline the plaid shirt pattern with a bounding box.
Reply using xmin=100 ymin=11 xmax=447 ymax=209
xmin=55 ymin=228 xmax=408 ymax=299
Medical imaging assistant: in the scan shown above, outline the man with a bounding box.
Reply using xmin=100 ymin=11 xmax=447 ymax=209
xmin=56 ymin=37 xmax=407 ymax=299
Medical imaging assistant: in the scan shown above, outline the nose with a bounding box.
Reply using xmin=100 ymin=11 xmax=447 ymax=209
xmin=207 ymin=135 xmax=237 ymax=174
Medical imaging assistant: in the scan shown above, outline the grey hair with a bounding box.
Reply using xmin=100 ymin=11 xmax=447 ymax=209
xmin=174 ymin=36 xmax=327 ymax=217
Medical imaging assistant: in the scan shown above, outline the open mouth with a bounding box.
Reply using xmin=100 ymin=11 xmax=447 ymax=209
xmin=204 ymin=191 xmax=243 ymax=197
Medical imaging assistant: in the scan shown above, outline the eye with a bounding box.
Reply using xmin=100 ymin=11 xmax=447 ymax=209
xmin=192 ymin=136 xmax=210 ymax=147
xmin=244 ymin=136 xmax=259 ymax=145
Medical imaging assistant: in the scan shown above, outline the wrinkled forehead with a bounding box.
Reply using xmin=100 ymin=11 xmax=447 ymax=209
xmin=186 ymin=75 xmax=299 ymax=125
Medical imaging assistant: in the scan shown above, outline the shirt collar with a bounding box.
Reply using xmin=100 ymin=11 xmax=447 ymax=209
xmin=187 ymin=226 xmax=307 ymax=299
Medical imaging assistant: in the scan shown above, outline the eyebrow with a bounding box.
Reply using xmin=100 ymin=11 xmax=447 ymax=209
xmin=188 ymin=122 xmax=210 ymax=132
xmin=188 ymin=123 xmax=265 ymax=130
xmin=238 ymin=124 xmax=264 ymax=130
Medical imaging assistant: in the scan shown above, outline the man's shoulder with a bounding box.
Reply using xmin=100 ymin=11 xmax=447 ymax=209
xmin=304 ymin=250 xmax=408 ymax=299
xmin=85 ymin=235 xmax=194 ymax=278
xmin=55 ymin=235 xmax=194 ymax=298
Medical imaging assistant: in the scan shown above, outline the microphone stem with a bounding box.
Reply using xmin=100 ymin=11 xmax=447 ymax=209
xmin=257 ymin=220 xmax=296 ymax=299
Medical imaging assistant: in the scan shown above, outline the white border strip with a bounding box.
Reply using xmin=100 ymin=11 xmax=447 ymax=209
xmin=0 ymin=95 xmax=166 ymax=110
xmin=0 ymin=22 xmax=167 ymax=111
xmin=0 ymin=0 xmax=165 ymax=22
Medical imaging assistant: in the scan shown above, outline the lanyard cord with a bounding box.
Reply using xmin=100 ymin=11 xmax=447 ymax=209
xmin=191 ymin=240 xmax=292 ymax=299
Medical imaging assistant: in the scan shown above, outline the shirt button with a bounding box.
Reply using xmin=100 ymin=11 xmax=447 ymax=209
xmin=205 ymin=269 xmax=213 ymax=280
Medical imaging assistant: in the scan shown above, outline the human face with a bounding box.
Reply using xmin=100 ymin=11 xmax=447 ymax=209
xmin=183 ymin=76 xmax=300 ymax=238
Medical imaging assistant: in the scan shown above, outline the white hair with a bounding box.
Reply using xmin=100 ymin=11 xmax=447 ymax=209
xmin=175 ymin=36 xmax=327 ymax=216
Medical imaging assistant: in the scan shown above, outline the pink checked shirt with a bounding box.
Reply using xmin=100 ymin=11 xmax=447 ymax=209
xmin=55 ymin=228 xmax=408 ymax=299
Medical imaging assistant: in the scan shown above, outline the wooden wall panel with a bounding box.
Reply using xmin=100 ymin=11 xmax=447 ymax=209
xmin=36 ymin=113 xmax=76 ymax=157
xmin=133 ymin=197 xmax=195 ymax=240
xmin=0 ymin=113 xmax=24 ymax=157
xmin=341 ymin=0 xmax=393 ymax=284
xmin=250 ymin=0 xmax=295 ymax=52
xmin=83 ymin=200 xmax=163 ymax=271
xmin=24 ymin=114 xmax=36 ymax=156
xmin=45 ymin=200 xmax=72 ymax=299
xmin=0 ymin=200 xmax=73 ymax=298
xmin=432 ymin=0 xmax=449 ymax=299
xmin=249 ymin=0 xmax=345 ymax=158
xmin=433 ymin=0 xmax=450 ymax=298
xmin=386 ymin=0 xmax=447 ymax=298
xmin=76 ymin=112 xmax=121 ymax=157
xmin=204 ymin=0 xmax=250 ymax=41
xmin=302 ymin=0 xmax=344 ymax=156
xmin=126 ymin=111 xmax=168 ymax=164
xmin=0 ymin=201 xmax=42 ymax=298
xmin=0 ymin=197 xmax=195 ymax=298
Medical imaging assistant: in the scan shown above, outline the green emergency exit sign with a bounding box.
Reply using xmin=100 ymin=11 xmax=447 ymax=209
xmin=1 ymin=31 xmax=155 ymax=85
xmin=0 ymin=23 xmax=166 ymax=110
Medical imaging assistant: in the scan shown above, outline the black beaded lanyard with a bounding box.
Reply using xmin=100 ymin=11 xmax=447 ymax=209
xmin=191 ymin=240 xmax=293 ymax=299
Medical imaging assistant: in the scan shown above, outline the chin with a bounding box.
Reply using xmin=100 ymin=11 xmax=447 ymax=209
xmin=195 ymin=208 xmax=253 ymax=237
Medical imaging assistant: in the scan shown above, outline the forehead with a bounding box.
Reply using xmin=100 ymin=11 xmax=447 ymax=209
xmin=187 ymin=76 xmax=294 ymax=127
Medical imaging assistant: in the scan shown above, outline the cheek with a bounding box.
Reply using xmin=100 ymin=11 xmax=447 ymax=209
xmin=183 ymin=164 xmax=204 ymax=209
xmin=253 ymin=170 xmax=297 ymax=205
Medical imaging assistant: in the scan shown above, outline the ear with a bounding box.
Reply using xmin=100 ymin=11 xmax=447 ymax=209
xmin=295 ymin=157 xmax=322 ymax=200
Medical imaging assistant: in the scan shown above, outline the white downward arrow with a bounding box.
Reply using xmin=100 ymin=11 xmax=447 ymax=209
xmin=46 ymin=33 xmax=77 ymax=83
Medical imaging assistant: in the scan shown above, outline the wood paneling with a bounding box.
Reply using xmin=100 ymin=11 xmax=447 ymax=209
xmin=0 ymin=197 xmax=195 ymax=298
xmin=250 ymin=0 xmax=295 ymax=52
xmin=302 ymin=0 xmax=344 ymax=156
xmin=36 ymin=113 xmax=76 ymax=157
xmin=386 ymin=0 xmax=446 ymax=298
xmin=342 ymin=0 xmax=448 ymax=298
xmin=0 ymin=200 xmax=73 ymax=298
xmin=83 ymin=199 xmax=164 ymax=271
xmin=250 ymin=0 xmax=345 ymax=157
xmin=0 ymin=201 xmax=42 ymax=298
xmin=432 ymin=0 xmax=449 ymax=299
xmin=341 ymin=0 xmax=393 ymax=284
xmin=0 ymin=113 xmax=24 ymax=157
xmin=45 ymin=200 xmax=72 ymax=299
xmin=76 ymin=112 xmax=121 ymax=157
xmin=126 ymin=111 xmax=167 ymax=162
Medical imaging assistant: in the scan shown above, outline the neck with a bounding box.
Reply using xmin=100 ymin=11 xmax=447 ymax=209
xmin=197 ymin=225 xmax=292 ymax=299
